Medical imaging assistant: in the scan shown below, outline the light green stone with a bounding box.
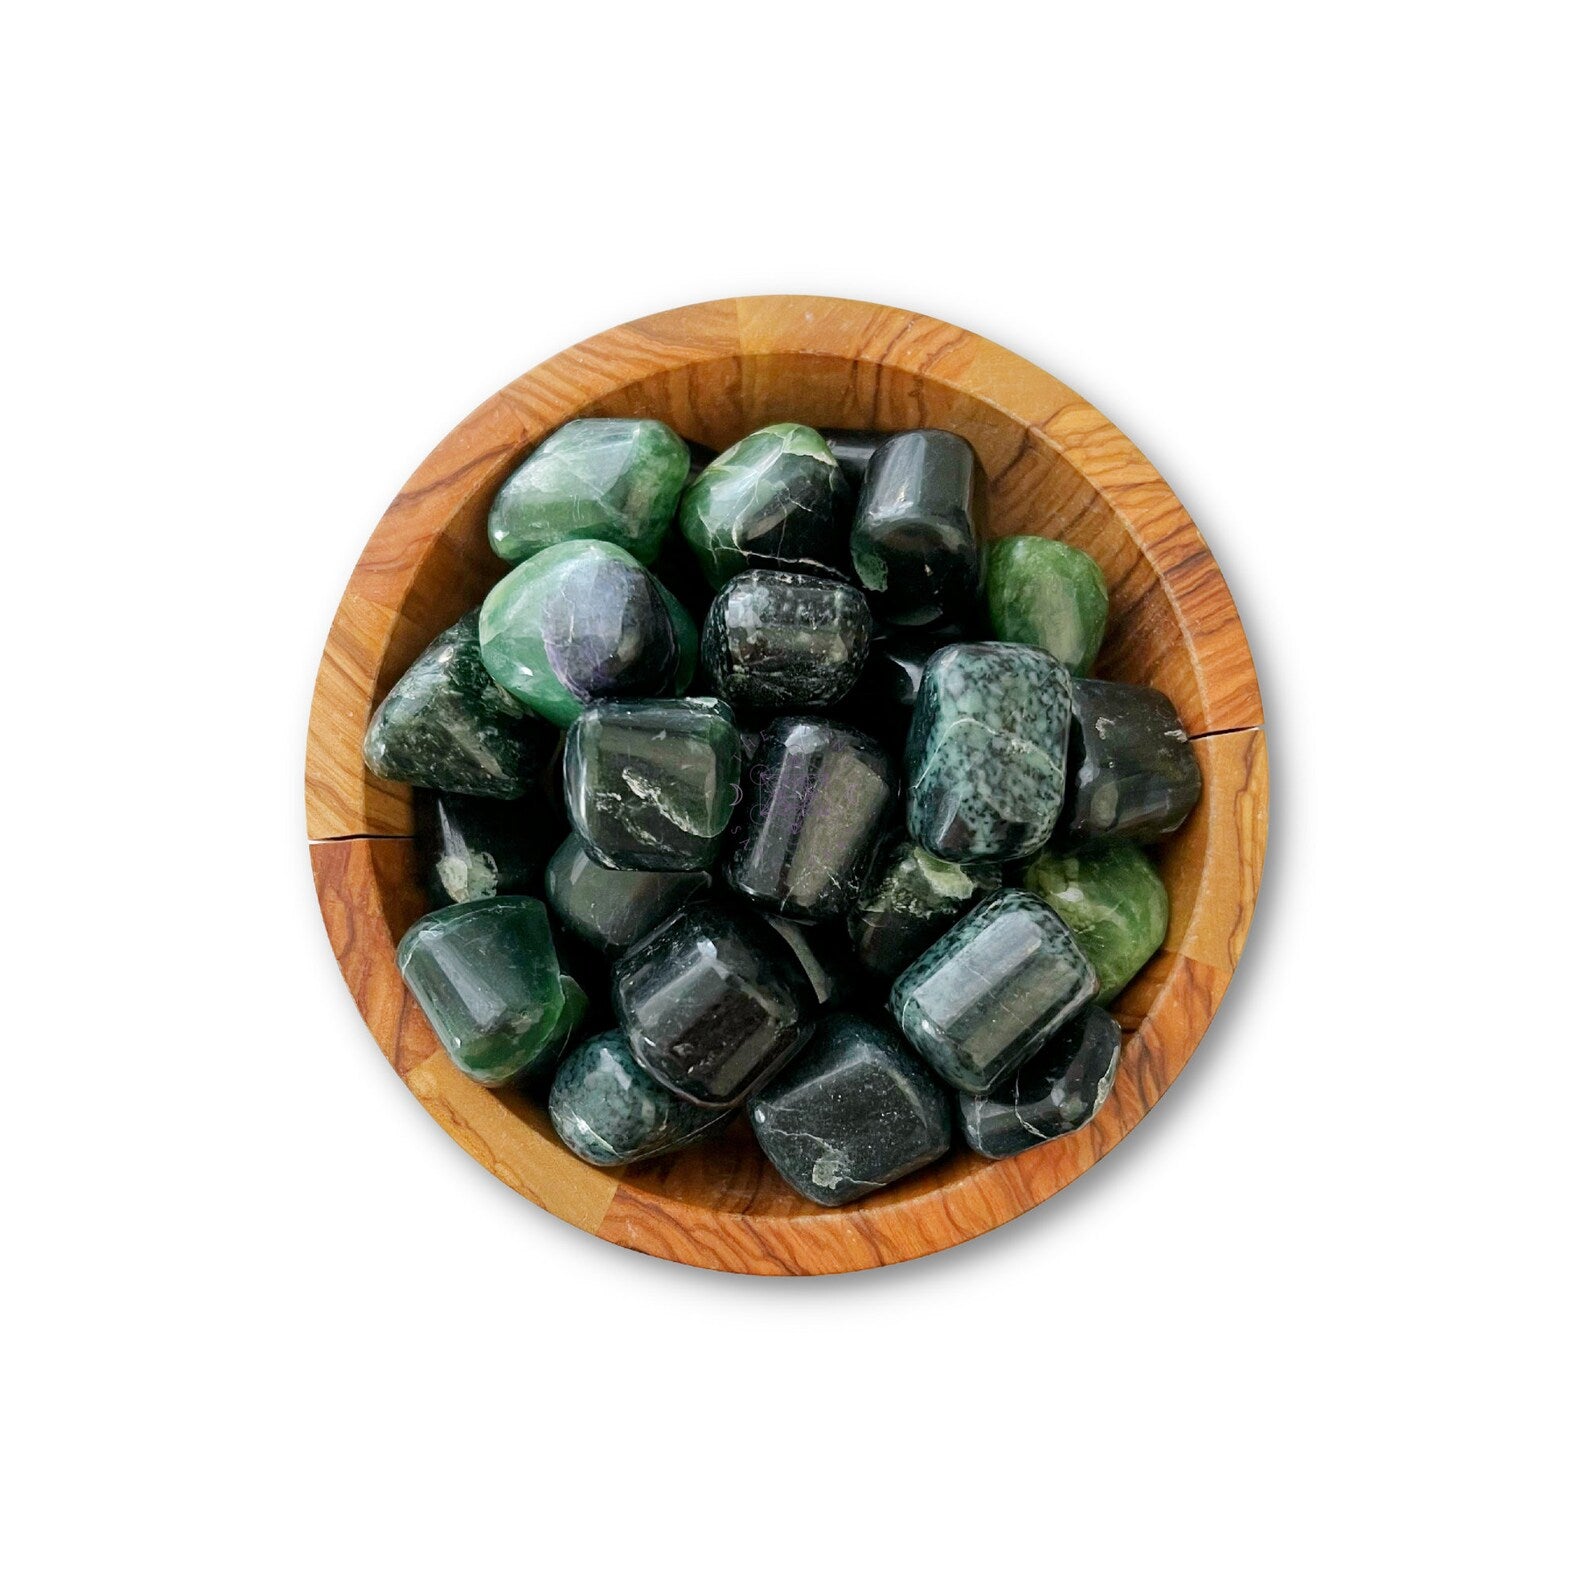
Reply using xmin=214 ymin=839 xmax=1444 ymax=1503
xmin=984 ymin=536 xmax=1110 ymax=675
xmin=1022 ymin=842 xmax=1169 ymax=1003
xmin=487 ymin=418 xmax=689 ymax=565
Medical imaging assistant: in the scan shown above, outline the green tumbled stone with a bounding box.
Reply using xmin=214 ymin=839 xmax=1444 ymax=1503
xmin=984 ymin=536 xmax=1110 ymax=675
xmin=656 ymin=581 xmax=698 ymax=695
xmin=396 ymin=897 xmax=579 ymax=1087
xmin=1023 ymin=842 xmax=1169 ymax=1003
xmin=487 ymin=418 xmax=689 ymax=565
xmin=678 ymin=423 xmax=851 ymax=589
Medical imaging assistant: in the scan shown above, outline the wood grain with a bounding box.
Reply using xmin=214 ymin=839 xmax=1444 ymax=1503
xmin=305 ymin=296 xmax=1268 ymax=1274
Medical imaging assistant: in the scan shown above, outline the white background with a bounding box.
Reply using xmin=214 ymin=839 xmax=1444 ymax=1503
xmin=3 ymin=4 xmax=1583 ymax=1584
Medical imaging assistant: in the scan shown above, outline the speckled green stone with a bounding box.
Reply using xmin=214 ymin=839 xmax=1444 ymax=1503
xmin=487 ymin=418 xmax=689 ymax=565
xmin=1023 ymin=842 xmax=1169 ymax=1003
xmin=984 ymin=536 xmax=1109 ymax=675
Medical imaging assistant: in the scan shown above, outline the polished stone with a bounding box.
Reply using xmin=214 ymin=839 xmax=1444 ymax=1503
xmin=563 ymin=697 xmax=741 ymax=871
xmin=848 ymin=833 xmax=1002 ymax=981
xmin=958 ymin=1005 xmax=1121 ymax=1159
xmin=817 ymin=427 xmax=889 ymax=492
xmin=851 ymin=430 xmax=981 ymax=627
xmin=397 ymin=897 xmax=583 ymax=1087
xmin=544 ymin=832 xmax=710 ymax=956
xmin=656 ymin=581 xmax=699 ymax=695
xmin=487 ymin=418 xmax=689 ymax=565
xmin=889 ymin=888 xmax=1098 ymax=1094
xmin=548 ymin=1029 xmax=725 ymax=1166
xmin=363 ymin=609 xmax=553 ymax=799
xmin=414 ymin=788 xmax=556 ymax=907
xmin=904 ymin=641 xmax=1072 ymax=864
xmin=842 ymin=627 xmax=963 ymax=743
xmin=1023 ymin=841 xmax=1169 ymax=1002
xmin=1061 ymin=677 xmax=1202 ymax=847
xmin=984 ymin=535 xmax=1110 ymax=675
xmin=678 ymin=423 xmax=852 ymax=588
xmin=750 ymin=1013 xmax=952 ymax=1206
xmin=479 ymin=541 xmax=679 ymax=728
xmin=728 ymin=717 xmax=894 ymax=922
xmin=761 ymin=917 xmax=860 ymax=1009
xmin=613 ymin=902 xmax=814 ymax=1107
xmin=701 ymin=570 xmax=871 ymax=710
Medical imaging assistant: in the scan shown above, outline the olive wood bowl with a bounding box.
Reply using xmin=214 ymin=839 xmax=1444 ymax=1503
xmin=306 ymin=295 xmax=1267 ymax=1275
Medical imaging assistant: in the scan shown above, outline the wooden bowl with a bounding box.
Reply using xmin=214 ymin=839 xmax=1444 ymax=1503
xmin=306 ymin=296 xmax=1267 ymax=1275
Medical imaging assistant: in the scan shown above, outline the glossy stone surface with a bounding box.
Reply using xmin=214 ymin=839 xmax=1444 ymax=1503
xmin=904 ymin=641 xmax=1072 ymax=864
xmin=678 ymin=423 xmax=851 ymax=588
xmin=544 ymin=832 xmax=710 ymax=956
xmin=363 ymin=609 xmax=552 ymax=799
xmin=848 ymin=833 xmax=1002 ymax=981
xmin=959 ymin=1005 xmax=1121 ymax=1159
xmin=700 ymin=571 xmax=871 ymax=710
xmin=984 ymin=535 xmax=1110 ymax=675
xmin=750 ymin=1013 xmax=952 ymax=1206
xmin=843 ymin=627 xmax=961 ymax=743
xmin=890 ymin=888 xmax=1098 ymax=1095
xmin=1061 ymin=677 xmax=1202 ymax=847
xmin=414 ymin=789 xmax=556 ymax=907
xmin=548 ymin=1029 xmax=724 ymax=1166
xmin=613 ymin=902 xmax=814 ymax=1108
xmin=479 ymin=541 xmax=679 ymax=728
xmin=851 ymin=430 xmax=981 ymax=627
xmin=487 ymin=418 xmax=688 ymax=565
xmin=728 ymin=717 xmax=894 ymax=922
xmin=657 ymin=582 xmax=699 ymax=695
xmin=1023 ymin=842 xmax=1169 ymax=1002
xmin=817 ymin=427 xmax=889 ymax=492
xmin=761 ymin=917 xmax=860 ymax=1009
xmin=397 ymin=897 xmax=582 ymax=1087
xmin=564 ymin=697 xmax=741 ymax=872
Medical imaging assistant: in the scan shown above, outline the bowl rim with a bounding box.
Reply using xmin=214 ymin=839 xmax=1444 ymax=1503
xmin=306 ymin=294 xmax=1268 ymax=1276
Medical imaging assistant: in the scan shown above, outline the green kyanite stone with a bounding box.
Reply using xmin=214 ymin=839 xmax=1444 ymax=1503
xmin=397 ymin=897 xmax=583 ymax=1087
xmin=983 ymin=536 xmax=1110 ymax=675
xmin=1023 ymin=841 xmax=1169 ymax=1003
xmin=487 ymin=418 xmax=690 ymax=565
xmin=677 ymin=423 xmax=851 ymax=589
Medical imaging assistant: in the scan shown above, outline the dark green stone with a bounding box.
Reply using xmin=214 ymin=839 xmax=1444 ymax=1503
xmin=414 ymin=789 xmax=558 ymax=907
xmin=848 ymin=833 xmax=1002 ymax=981
xmin=984 ymin=536 xmax=1109 ymax=675
xmin=362 ymin=609 xmax=552 ymax=799
xmin=544 ymin=832 xmax=710 ymax=955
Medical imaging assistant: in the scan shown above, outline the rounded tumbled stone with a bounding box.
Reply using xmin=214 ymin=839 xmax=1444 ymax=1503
xmin=543 ymin=832 xmax=710 ymax=956
xmin=889 ymin=888 xmax=1099 ymax=1095
xmin=817 ymin=427 xmax=889 ymax=492
xmin=414 ymin=788 xmax=557 ymax=908
xmin=479 ymin=540 xmax=679 ymax=728
xmin=958 ymin=1005 xmax=1121 ymax=1159
xmin=750 ymin=1012 xmax=952 ymax=1206
xmin=487 ymin=418 xmax=689 ymax=566
xmin=984 ymin=535 xmax=1110 ymax=675
xmin=760 ymin=916 xmax=861 ymax=1010
xmin=678 ymin=423 xmax=852 ymax=588
xmin=701 ymin=570 xmax=871 ymax=710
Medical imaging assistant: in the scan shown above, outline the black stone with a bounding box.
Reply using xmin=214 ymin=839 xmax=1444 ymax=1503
xmin=848 ymin=832 xmax=1003 ymax=981
xmin=728 ymin=717 xmax=895 ymax=922
xmin=701 ymin=571 xmax=872 ymax=710
xmin=749 ymin=1012 xmax=952 ymax=1206
xmin=851 ymin=430 xmax=982 ymax=627
xmin=1061 ymin=677 xmax=1202 ymax=847
xmin=958 ymin=1005 xmax=1122 ymax=1159
xmin=761 ymin=916 xmax=861 ymax=1009
xmin=613 ymin=902 xmax=814 ymax=1108
xmin=543 ymin=833 xmax=710 ymax=956
xmin=843 ymin=627 xmax=964 ymax=743
xmin=818 ymin=427 xmax=890 ymax=493
xmin=414 ymin=788 xmax=559 ymax=908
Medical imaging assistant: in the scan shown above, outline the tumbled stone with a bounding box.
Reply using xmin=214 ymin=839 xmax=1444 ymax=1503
xmin=728 ymin=717 xmax=894 ymax=922
xmin=487 ymin=418 xmax=689 ymax=566
xmin=548 ymin=1029 xmax=724 ymax=1166
xmin=842 ymin=626 xmax=963 ymax=743
xmin=414 ymin=788 xmax=557 ymax=907
xmin=890 ymin=888 xmax=1098 ymax=1095
xmin=761 ymin=917 xmax=860 ymax=1009
xmin=851 ymin=430 xmax=981 ymax=627
xmin=1023 ymin=842 xmax=1169 ymax=1002
xmin=397 ymin=897 xmax=583 ymax=1087
xmin=564 ymin=697 xmax=741 ymax=872
xmin=657 ymin=582 xmax=699 ymax=695
xmin=1061 ymin=678 xmax=1202 ymax=847
xmin=678 ymin=423 xmax=851 ymax=588
xmin=848 ymin=833 xmax=1002 ymax=981
xmin=544 ymin=832 xmax=710 ymax=956
xmin=613 ymin=902 xmax=814 ymax=1107
xmin=905 ymin=641 xmax=1072 ymax=864
xmin=750 ymin=1013 xmax=952 ymax=1206
xmin=701 ymin=570 xmax=871 ymax=710
xmin=363 ymin=609 xmax=553 ymax=799
xmin=984 ymin=535 xmax=1110 ymax=675
xmin=958 ymin=1005 xmax=1121 ymax=1159
xmin=817 ymin=427 xmax=889 ymax=492
xmin=479 ymin=541 xmax=679 ymax=728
